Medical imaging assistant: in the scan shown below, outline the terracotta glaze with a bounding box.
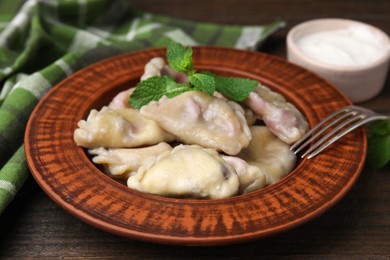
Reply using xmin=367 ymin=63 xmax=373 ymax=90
xmin=25 ymin=47 xmax=366 ymax=246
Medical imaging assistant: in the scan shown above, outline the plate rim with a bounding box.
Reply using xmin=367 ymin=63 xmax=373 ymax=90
xmin=24 ymin=46 xmax=367 ymax=246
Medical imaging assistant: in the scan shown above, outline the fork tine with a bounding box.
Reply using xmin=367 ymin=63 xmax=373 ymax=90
xmin=291 ymin=111 xmax=354 ymax=154
xmin=306 ymin=112 xmax=390 ymax=159
xmin=290 ymin=106 xmax=353 ymax=153
xmin=292 ymin=105 xmax=390 ymax=159
xmin=302 ymin=113 xmax=365 ymax=158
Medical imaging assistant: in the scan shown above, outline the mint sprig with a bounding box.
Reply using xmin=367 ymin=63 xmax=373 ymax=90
xmin=202 ymin=71 xmax=258 ymax=102
xmin=129 ymin=41 xmax=259 ymax=109
xmin=217 ymin=77 xmax=258 ymax=102
xmin=367 ymin=120 xmax=390 ymax=169
xmin=166 ymin=41 xmax=195 ymax=74
xmin=130 ymin=76 xmax=191 ymax=109
xmin=189 ymin=73 xmax=215 ymax=96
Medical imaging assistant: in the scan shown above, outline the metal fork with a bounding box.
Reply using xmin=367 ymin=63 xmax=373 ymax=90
xmin=290 ymin=105 xmax=390 ymax=159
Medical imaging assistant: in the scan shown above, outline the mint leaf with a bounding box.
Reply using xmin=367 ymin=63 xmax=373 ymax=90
xmin=204 ymin=71 xmax=259 ymax=101
xmin=367 ymin=133 xmax=390 ymax=169
xmin=369 ymin=120 xmax=390 ymax=136
xmin=130 ymin=42 xmax=260 ymax=108
xmin=129 ymin=76 xmax=191 ymax=109
xmin=189 ymin=73 xmax=215 ymax=96
xmin=366 ymin=120 xmax=390 ymax=169
xmin=167 ymin=41 xmax=195 ymax=74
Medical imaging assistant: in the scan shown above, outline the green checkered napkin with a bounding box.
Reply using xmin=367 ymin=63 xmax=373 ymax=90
xmin=0 ymin=0 xmax=285 ymax=214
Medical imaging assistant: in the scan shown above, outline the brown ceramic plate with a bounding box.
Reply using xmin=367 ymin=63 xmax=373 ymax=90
xmin=25 ymin=47 xmax=366 ymax=246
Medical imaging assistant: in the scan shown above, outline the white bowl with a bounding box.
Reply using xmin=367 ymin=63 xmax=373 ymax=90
xmin=287 ymin=18 xmax=390 ymax=103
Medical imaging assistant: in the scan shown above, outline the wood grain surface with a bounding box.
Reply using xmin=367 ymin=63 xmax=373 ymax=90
xmin=1 ymin=0 xmax=390 ymax=258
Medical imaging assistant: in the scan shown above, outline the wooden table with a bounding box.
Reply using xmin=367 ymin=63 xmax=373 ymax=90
xmin=1 ymin=0 xmax=389 ymax=258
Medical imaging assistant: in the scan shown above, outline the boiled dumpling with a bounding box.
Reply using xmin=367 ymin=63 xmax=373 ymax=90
xmin=141 ymin=57 xmax=188 ymax=83
xmin=140 ymin=57 xmax=166 ymax=81
xmin=89 ymin=142 xmax=173 ymax=179
xmin=221 ymin=156 xmax=267 ymax=194
xmin=237 ymin=126 xmax=296 ymax=185
xmin=108 ymin=88 xmax=134 ymax=109
xmin=245 ymin=85 xmax=308 ymax=144
xmin=74 ymin=106 xmax=175 ymax=148
xmin=140 ymin=91 xmax=252 ymax=155
xmin=222 ymin=126 xmax=296 ymax=194
xmin=127 ymin=145 xmax=240 ymax=199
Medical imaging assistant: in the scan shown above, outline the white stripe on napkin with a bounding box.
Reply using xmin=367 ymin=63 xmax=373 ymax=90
xmin=0 ymin=180 xmax=17 ymax=198
xmin=165 ymin=29 xmax=198 ymax=46
xmin=55 ymin=59 xmax=73 ymax=76
xmin=235 ymin=26 xmax=264 ymax=50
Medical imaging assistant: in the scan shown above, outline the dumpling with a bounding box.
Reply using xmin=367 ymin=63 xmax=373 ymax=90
xmin=221 ymin=156 xmax=267 ymax=194
xmin=89 ymin=142 xmax=173 ymax=180
xmin=222 ymin=126 xmax=296 ymax=194
xmin=140 ymin=57 xmax=166 ymax=81
xmin=140 ymin=91 xmax=252 ymax=155
xmin=141 ymin=57 xmax=187 ymax=83
xmin=74 ymin=106 xmax=175 ymax=148
xmin=237 ymin=126 xmax=296 ymax=185
xmin=127 ymin=145 xmax=240 ymax=199
xmin=108 ymin=88 xmax=134 ymax=109
xmin=245 ymin=85 xmax=308 ymax=144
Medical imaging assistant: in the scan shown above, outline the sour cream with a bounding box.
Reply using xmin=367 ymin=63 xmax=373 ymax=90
xmin=297 ymin=26 xmax=388 ymax=67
